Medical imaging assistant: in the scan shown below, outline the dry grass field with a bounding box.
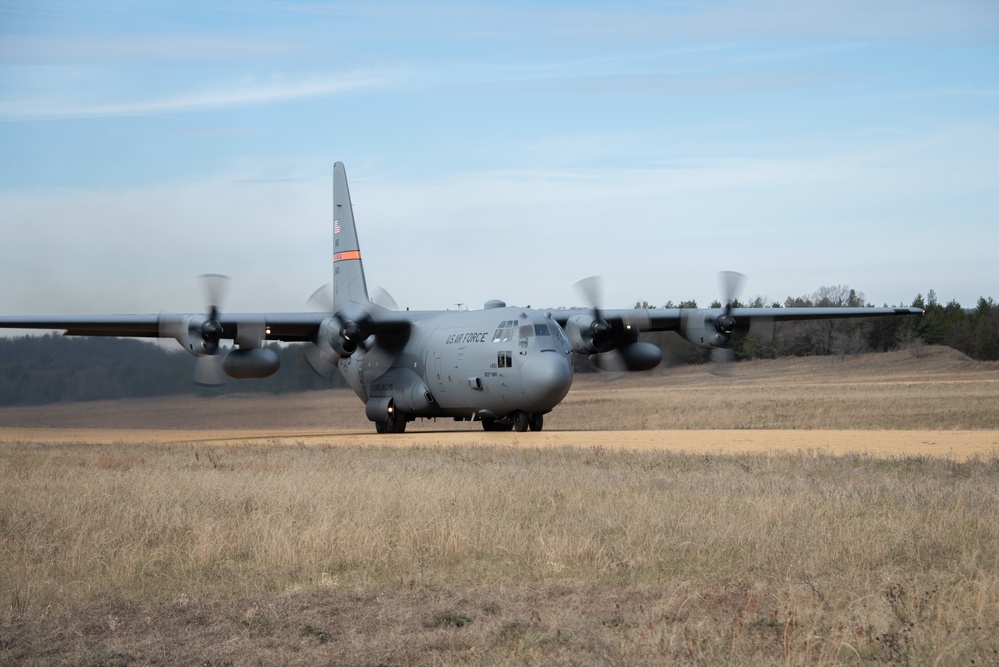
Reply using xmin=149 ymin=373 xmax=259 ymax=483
xmin=1 ymin=346 xmax=998 ymax=665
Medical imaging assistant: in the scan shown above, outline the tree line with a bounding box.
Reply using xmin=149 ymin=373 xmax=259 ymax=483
xmin=632 ymin=286 xmax=999 ymax=366
xmin=0 ymin=286 xmax=995 ymax=404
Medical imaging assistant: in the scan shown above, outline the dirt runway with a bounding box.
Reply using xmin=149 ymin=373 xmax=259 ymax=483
xmin=2 ymin=426 xmax=996 ymax=460
xmin=2 ymin=346 xmax=996 ymax=459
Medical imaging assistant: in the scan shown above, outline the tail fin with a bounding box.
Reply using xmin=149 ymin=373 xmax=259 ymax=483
xmin=332 ymin=162 xmax=371 ymax=310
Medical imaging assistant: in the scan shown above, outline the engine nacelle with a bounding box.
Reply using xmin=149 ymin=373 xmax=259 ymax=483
xmin=563 ymin=314 xmax=604 ymax=354
xmin=318 ymin=316 xmax=363 ymax=359
xmin=166 ymin=315 xmax=219 ymax=357
xmin=222 ymin=347 xmax=280 ymax=379
xmin=591 ymin=341 xmax=663 ymax=371
xmin=679 ymin=309 xmax=731 ymax=349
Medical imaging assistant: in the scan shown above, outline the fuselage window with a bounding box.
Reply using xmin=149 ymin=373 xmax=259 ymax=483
xmin=497 ymin=351 xmax=513 ymax=368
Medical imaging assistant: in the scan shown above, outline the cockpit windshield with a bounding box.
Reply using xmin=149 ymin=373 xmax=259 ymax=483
xmin=493 ymin=319 xmax=555 ymax=343
xmin=492 ymin=320 xmax=518 ymax=343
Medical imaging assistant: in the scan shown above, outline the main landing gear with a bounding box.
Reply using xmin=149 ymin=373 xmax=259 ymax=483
xmin=482 ymin=411 xmax=544 ymax=432
xmin=375 ymin=409 xmax=407 ymax=433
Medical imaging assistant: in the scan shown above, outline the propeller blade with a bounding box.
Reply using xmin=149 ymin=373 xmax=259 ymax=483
xmin=306 ymin=281 xmax=410 ymax=379
xmin=711 ymin=347 xmax=734 ymax=376
xmin=358 ymin=348 xmax=392 ymax=380
xmin=574 ymin=275 xmax=604 ymax=311
xmin=370 ymin=286 xmax=399 ymax=312
xmin=309 ymin=282 xmax=398 ymax=313
xmin=590 ymin=350 xmax=629 ymax=376
xmin=572 ymin=275 xmax=653 ymax=368
xmin=718 ymin=271 xmax=746 ymax=306
xmin=307 ymin=283 xmax=336 ymax=313
xmin=200 ymin=273 xmax=231 ymax=314
xmin=305 ymin=341 xmax=336 ymax=378
xmin=573 ymin=275 xmax=609 ymax=354
xmin=193 ymin=354 xmax=227 ymax=386
xmin=306 ymin=283 xmax=346 ymax=372
xmin=712 ymin=272 xmax=747 ymax=373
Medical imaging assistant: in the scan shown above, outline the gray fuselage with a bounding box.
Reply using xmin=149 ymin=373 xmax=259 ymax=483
xmin=337 ymin=306 xmax=574 ymax=422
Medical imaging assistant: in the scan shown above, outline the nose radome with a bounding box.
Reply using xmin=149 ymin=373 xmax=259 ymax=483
xmin=521 ymin=351 xmax=573 ymax=409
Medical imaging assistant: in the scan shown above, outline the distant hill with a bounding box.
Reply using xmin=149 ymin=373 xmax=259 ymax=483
xmin=0 ymin=335 xmax=341 ymax=406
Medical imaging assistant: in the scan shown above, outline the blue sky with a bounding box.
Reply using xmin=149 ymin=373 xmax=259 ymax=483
xmin=1 ymin=0 xmax=997 ymax=318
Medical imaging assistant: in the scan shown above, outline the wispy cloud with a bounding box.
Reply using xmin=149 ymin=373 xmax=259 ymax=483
xmin=0 ymin=68 xmax=402 ymax=121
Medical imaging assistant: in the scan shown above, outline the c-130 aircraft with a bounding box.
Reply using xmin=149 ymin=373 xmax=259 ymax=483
xmin=0 ymin=162 xmax=922 ymax=433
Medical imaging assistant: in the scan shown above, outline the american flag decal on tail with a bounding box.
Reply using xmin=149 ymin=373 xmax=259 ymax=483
xmin=334 ymin=219 xmax=341 ymax=234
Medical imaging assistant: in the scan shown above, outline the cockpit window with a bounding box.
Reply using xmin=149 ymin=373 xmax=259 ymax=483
xmin=492 ymin=319 xmax=519 ymax=343
xmin=492 ymin=319 xmax=553 ymax=343
xmin=551 ymin=321 xmax=570 ymax=346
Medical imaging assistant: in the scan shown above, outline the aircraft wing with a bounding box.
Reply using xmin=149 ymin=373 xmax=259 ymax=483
xmin=554 ymin=305 xmax=923 ymax=332
xmin=0 ymin=313 xmax=325 ymax=342
xmin=0 ymin=308 xmax=413 ymax=385
xmin=728 ymin=306 xmax=925 ymax=322
xmin=551 ymin=305 xmax=922 ymax=372
xmin=647 ymin=305 xmax=924 ymax=330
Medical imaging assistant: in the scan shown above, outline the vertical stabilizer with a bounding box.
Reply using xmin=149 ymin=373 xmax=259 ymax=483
xmin=332 ymin=162 xmax=371 ymax=310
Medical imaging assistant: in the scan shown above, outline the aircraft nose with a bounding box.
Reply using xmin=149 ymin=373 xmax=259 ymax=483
xmin=521 ymin=351 xmax=573 ymax=409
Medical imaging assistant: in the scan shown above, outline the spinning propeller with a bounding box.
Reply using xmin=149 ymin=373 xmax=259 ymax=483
xmin=572 ymin=276 xmax=658 ymax=373
xmin=571 ymin=271 xmax=776 ymax=376
xmin=715 ymin=271 xmax=745 ymax=336
xmin=573 ymin=276 xmax=613 ymax=353
xmin=304 ymin=285 xmax=404 ymax=380
xmin=710 ymin=271 xmax=774 ymax=373
xmin=710 ymin=271 xmax=745 ymax=372
xmin=158 ymin=274 xmax=271 ymax=386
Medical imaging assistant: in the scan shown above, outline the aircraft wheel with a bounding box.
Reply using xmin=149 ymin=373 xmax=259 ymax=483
xmin=375 ymin=422 xmax=387 ymax=434
xmin=528 ymin=413 xmax=544 ymax=432
xmin=387 ymin=411 xmax=408 ymax=433
xmin=482 ymin=419 xmax=497 ymax=431
xmin=513 ymin=411 xmax=529 ymax=432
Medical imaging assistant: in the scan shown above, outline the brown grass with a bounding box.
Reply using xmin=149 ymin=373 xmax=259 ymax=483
xmin=1 ymin=346 xmax=998 ymax=665
xmin=558 ymin=345 xmax=999 ymax=431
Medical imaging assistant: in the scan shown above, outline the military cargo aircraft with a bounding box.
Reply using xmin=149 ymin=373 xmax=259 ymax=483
xmin=0 ymin=162 xmax=922 ymax=433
